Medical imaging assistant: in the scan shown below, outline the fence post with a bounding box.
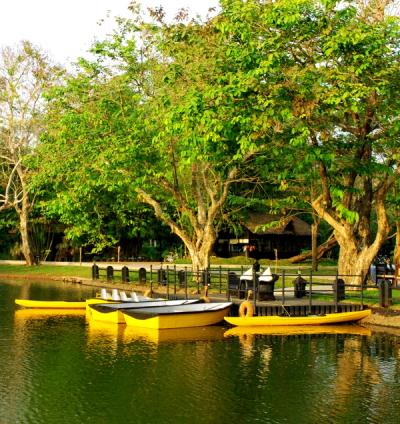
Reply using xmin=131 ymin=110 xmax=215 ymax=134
xmin=252 ymin=264 xmax=256 ymax=311
xmin=121 ymin=266 xmax=129 ymax=283
xmin=139 ymin=267 xmax=146 ymax=283
xmin=184 ymin=266 xmax=188 ymax=299
xmin=379 ymin=279 xmax=392 ymax=308
xmin=166 ymin=265 xmax=169 ymax=299
xmin=226 ymin=270 xmax=231 ymax=301
xmin=309 ymin=270 xmax=313 ymax=314
xmin=92 ymin=264 xmax=99 ymax=280
xmin=174 ymin=265 xmax=177 ymax=295
xmin=219 ymin=266 xmax=222 ymax=294
xmin=106 ymin=266 xmax=114 ymax=282
xmin=334 ymin=273 xmax=338 ymax=312
xmin=360 ymin=274 xmax=364 ymax=308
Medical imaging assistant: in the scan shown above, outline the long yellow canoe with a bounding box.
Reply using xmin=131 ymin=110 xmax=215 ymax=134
xmin=15 ymin=299 xmax=87 ymax=309
xmin=15 ymin=298 xmax=121 ymax=310
xmin=224 ymin=309 xmax=371 ymax=327
xmin=122 ymin=302 xmax=232 ymax=329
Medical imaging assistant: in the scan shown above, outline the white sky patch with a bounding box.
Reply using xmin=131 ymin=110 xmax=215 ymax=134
xmin=0 ymin=0 xmax=218 ymax=66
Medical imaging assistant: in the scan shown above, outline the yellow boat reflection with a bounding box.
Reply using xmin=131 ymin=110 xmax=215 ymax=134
xmin=86 ymin=317 xmax=123 ymax=339
xmin=122 ymin=325 xmax=226 ymax=345
xmin=224 ymin=324 xmax=372 ymax=338
xmin=14 ymin=308 xmax=86 ymax=320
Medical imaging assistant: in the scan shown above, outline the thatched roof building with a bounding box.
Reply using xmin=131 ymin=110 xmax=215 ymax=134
xmin=215 ymin=213 xmax=312 ymax=259
xmin=244 ymin=213 xmax=312 ymax=237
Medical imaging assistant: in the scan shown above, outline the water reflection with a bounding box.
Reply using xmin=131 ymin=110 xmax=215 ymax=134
xmin=224 ymin=324 xmax=373 ymax=338
xmin=86 ymin=318 xmax=226 ymax=347
xmin=3 ymin=279 xmax=400 ymax=424
xmin=14 ymin=308 xmax=86 ymax=320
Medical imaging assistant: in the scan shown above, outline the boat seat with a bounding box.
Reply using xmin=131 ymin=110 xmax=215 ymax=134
xmin=111 ymin=289 xmax=120 ymax=301
xmin=100 ymin=288 xmax=108 ymax=300
xmin=120 ymin=291 xmax=129 ymax=301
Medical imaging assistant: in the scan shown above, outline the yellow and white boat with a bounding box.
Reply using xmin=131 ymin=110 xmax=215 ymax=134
xmin=224 ymin=309 xmax=371 ymax=327
xmin=122 ymin=302 xmax=232 ymax=329
xmin=88 ymin=299 xmax=200 ymax=324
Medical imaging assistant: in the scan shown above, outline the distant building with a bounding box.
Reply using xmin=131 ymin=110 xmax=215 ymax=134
xmin=215 ymin=212 xmax=312 ymax=259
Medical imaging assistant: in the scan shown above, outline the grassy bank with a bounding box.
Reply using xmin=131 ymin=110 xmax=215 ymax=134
xmin=0 ymin=263 xmax=92 ymax=279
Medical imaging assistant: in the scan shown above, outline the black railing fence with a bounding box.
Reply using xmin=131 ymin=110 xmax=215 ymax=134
xmin=91 ymin=263 xmax=399 ymax=309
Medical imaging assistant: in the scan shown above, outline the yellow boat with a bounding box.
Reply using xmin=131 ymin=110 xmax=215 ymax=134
xmin=88 ymin=299 xmax=200 ymax=324
xmin=122 ymin=302 xmax=232 ymax=329
xmin=15 ymin=299 xmax=87 ymax=309
xmin=224 ymin=309 xmax=371 ymax=327
xmin=224 ymin=324 xmax=372 ymax=337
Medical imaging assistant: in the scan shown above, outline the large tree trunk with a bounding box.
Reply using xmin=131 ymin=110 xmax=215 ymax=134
xmin=313 ymin=184 xmax=391 ymax=286
xmin=18 ymin=208 xmax=35 ymax=266
xmin=15 ymin=169 xmax=35 ymax=266
xmin=187 ymin=227 xmax=216 ymax=273
xmin=336 ymin=238 xmax=373 ymax=286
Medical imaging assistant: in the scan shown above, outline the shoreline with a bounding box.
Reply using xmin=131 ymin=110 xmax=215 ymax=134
xmin=3 ymin=272 xmax=400 ymax=331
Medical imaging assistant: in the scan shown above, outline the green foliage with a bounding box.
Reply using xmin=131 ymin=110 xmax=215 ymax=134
xmin=25 ymin=0 xmax=400 ymax=273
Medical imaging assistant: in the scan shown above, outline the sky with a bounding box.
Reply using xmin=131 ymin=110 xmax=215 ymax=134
xmin=0 ymin=0 xmax=219 ymax=66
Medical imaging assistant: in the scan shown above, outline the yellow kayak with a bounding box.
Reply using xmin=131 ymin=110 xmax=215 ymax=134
xmin=15 ymin=299 xmax=87 ymax=309
xmin=224 ymin=309 xmax=372 ymax=327
xmin=15 ymin=297 xmax=120 ymax=310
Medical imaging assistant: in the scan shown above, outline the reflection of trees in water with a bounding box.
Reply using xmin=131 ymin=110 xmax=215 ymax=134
xmin=332 ymin=337 xmax=381 ymax=417
xmin=233 ymin=331 xmax=400 ymax=422
xmin=330 ymin=333 xmax=400 ymax=422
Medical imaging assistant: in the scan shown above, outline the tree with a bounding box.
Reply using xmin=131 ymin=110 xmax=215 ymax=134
xmin=216 ymin=0 xmax=400 ymax=284
xmin=39 ymin=7 xmax=260 ymax=272
xmin=0 ymin=41 xmax=63 ymax=264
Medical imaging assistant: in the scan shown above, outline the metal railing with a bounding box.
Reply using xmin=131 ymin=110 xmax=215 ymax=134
xmin=90 ymin=263 xmax=399 ymax=309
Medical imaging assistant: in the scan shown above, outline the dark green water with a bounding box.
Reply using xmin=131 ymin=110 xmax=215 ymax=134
xmin=1 ymin=279 xmax=400 ymax=424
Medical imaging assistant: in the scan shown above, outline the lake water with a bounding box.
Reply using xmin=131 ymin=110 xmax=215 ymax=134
xmin=1 ymin=278 xmax=400 ymax=424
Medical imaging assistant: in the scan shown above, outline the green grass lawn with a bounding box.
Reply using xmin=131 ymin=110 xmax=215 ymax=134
xmin=310 ymin=286 xmax=400 ymax=308
xmin=0 ymin=264 xmax=92 ymax=279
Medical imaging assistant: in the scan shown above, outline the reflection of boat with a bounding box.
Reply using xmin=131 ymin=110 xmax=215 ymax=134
xmin=14 ymin=308 xmax=86 ymax=320
xmin=224 ymin=309 xmax=372 ymax=327
xmin=87 ymin=318 xmax=123 ymax=339
xmin=224 ymin=324 xmax=372 ymax=338
xmin=122 ymin=302 xmax=232 ymax=329
xmin=88 ymin=299 xmax=200 ymax=324
xmin=15 ymin=299 xmax=87 ymax=309
xmin=123 ymin=325 xmax=226 ymax=344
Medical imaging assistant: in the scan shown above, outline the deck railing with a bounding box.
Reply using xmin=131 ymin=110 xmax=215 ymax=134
xmin=91 ymin=263 xmax=399 ymax=309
